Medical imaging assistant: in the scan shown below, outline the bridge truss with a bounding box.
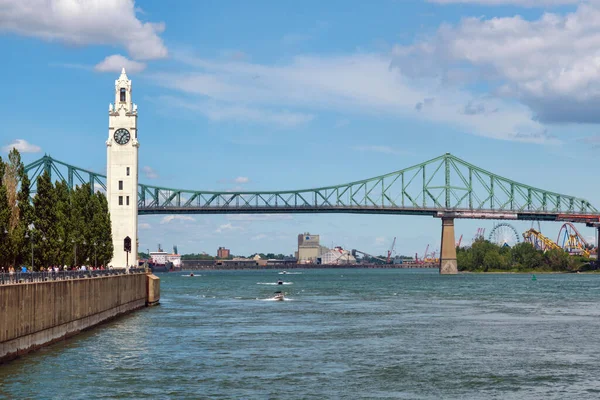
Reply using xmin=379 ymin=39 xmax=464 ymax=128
xmin=24 ymin=153 xmax=600 ymax=224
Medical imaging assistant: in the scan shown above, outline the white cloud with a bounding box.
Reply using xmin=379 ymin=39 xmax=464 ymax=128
xmin=215 ymin=223 xmax=244 ymax=233
xmin=233 ymin=176 xmax=249 ymax=184
xmin=429 ymin=0 xmax=581 ymax=6
xmin=2 ymin=139 xmax=41 ymax=153
xmin=149 ymin=51 xmax=553 ymax=143
xmin=139 ymin=222 xmax=151 ymax=230
xmin=95 ymin=54 xmax=146 ymax=73
xmin=160 ymin=96 xmax=314 ymax=128
xmin=251 ymin=234 xmax=268 ymax=241
xmin=93 ymin=183 xmax=106 ymax=193
xmin=142 ymin=166 xmax=159 ymax=179
xmin=393 ymin=2 xmax=600 ymax=124
xmin=225 ymin=186 xmax=244 ymax=193
xmin=352 ymin=145 xmax=405 ymax=155
xmin=160 ymin=215 xmax=195 ymax=224
xmin=375 ymin=237 xmax=387 ymax=246
xmin=0 ymin=0 xmax=167 ymax=60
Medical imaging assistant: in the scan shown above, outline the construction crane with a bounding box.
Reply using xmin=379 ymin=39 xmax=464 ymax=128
xmin=352 ymin=249 xmax=387 ymax=264
xmin=386 ymin=237 xmax=397 ymax=264
xmin=457 ymin=234 xmax=463 ymax=248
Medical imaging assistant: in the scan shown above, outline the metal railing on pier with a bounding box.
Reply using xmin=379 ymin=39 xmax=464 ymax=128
xmin=0 ymin=268 xmax=147 ymax=285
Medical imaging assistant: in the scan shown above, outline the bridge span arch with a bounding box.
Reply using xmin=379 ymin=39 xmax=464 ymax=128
xmin=24 ymin=153 xmax=600 ymax=274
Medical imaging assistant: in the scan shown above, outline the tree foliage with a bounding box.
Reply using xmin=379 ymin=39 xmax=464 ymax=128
xmin=457 ymin=238 xmax=584 ymax=272
xmin=0 ymin=149 xmax=114 ymax=270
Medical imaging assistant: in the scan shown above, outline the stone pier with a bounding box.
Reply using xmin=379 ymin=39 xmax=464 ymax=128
xmin=440 ymin=217 xmax=458 ymax=274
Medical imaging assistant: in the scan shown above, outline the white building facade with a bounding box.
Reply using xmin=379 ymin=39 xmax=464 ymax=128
xmin=106 ymin=68 xmax=139 ymax=268
xmin=320 ymin=247 xmax=357 ymax=265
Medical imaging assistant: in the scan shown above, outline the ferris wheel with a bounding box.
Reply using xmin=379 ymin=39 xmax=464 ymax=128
xmin=488 ymin=223 xmax=521 ymax=247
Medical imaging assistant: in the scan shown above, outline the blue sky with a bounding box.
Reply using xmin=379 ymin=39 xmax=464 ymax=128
xmin=1 ymin=0 xmax=599 ymax=257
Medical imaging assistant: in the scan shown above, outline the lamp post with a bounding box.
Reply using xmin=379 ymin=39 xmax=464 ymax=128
xmin=72 ymin=238 xmax=76 ymax=267
xmin=41 ymin=235 xmax=46 ymax=269
xmin=25 ymin=223 xmax=35 ymax=270
xmin=94 ymin=242 xmax=97 ymax=269
xmin=2 ymin=229 xmax=8 ymax=270
xmin=58 ymin=237 xmax=63 ymax=267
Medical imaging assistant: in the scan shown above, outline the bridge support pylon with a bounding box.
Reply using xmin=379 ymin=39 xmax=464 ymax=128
xmin=440 ymin=217 xmax=458 ymax=275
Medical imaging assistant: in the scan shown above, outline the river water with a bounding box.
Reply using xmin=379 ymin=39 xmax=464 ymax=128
xmin=2 ymin=269 xmax=600 ymax=399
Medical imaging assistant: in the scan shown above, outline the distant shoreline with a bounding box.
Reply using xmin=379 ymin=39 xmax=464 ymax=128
xmin=179 ymin=263 xmax=438 ymax=271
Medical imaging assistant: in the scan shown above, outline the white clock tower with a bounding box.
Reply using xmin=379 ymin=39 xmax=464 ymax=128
xmin=106 ymin=68 xmax=139 ymax=268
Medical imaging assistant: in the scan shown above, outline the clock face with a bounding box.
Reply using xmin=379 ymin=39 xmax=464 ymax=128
xmin=114 ymin=128 xmax=131 ymax=145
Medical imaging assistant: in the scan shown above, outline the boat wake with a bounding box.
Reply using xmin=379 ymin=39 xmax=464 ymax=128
xmin=260 ymin=297 xmax=293 ymax=301
xmin=257 ymin=282 xmax=293 ymax=285
xmin=278 ymin=272 xmax=302 ymax=275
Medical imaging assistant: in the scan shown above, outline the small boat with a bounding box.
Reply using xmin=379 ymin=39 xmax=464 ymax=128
xmin=277 ymin=279 xmax=283 ymax=285
xmin=273 ymin=291 xmax=284 ymax=301
xmin=190 ymin=273 xmax=194 ymax=277
xmin=280 ymin=271 xmax=288 ymax=275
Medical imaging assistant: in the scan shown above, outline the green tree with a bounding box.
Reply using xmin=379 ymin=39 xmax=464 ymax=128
xmin=3 ymin=149 xmax=33 ymax=267
xmin=511 ymin=242 xmax=543 ymax=271
xmin=95 ymin=191 xmax=113 ymax=267
xmin=543 ymin=248 xmax=576 ymax=271
xmin=0 ymin=157 xmax=10 ymax=269
xmin=54 ymin=180 xmax=72 ymax=267
xmin=69 ymin=183 xmax=92 ymax=266
xmin=483 ymin=250 xmax=509 ymax=271
xmin=32 ymin=170 xmax=59 ymax=269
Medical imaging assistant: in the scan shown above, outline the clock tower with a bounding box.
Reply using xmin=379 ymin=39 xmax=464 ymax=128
xmin=106 ymin=68 xmax=139 ymax=268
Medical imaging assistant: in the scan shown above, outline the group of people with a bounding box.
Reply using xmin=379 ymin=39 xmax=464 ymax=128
xmin=1 ymin=265 xmax=115 ymax=274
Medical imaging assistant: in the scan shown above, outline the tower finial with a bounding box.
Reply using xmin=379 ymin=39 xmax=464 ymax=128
xmin=121 ymin=67 xmax=126 ymax=74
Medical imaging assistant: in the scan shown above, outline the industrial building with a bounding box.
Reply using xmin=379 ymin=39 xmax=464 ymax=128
xmin=217 ymin=247 xmax=230 ymax=259
xmin=296 ymin=233 xmax=329 ymax=263
xmin=320 ymin=247 xmax=357 ymax=265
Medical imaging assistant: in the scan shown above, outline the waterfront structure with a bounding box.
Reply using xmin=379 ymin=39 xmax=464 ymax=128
xmin=297 ymin=233 xmax=329 ymax=263
xmin=27 ymin=128 xmax=600 ymax=274
xmin=106 ymin=68 xmax=139 ymax=268
xmin=320 ymin=247 xmax=357 ymax=265
xmin=150 ymin=248 xmax=168 ymax=265
xmin=215 ymin=258 xmax=258 ymax=267
xmin=217 ymin=247 xmax=230 ymax=259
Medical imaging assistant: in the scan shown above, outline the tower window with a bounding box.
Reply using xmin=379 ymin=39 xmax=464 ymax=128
xmin=120 ymin=88 xmax=126 ymax=102
xmin=119 ymin=180 xmax=123 ymax=190
xmin=118 ymin=196 xmax=123 ymax=205
xmin=126 ymin=196 xmax=130 ymax=206
xmin=126 ymin=167 xmax=130 ymax=176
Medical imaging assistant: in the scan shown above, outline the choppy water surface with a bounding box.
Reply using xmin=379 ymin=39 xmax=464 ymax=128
xmin=2 ymin=269 xmax=600 ymax=399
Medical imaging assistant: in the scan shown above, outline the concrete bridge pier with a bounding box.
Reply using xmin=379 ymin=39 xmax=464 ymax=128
xmin=439 ymin=217 xmax=458 ymax=274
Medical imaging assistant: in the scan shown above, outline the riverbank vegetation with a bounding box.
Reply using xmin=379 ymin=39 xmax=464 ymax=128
xmin=0 ymin=149 xmax=113 ymax=270
xmin=457 ymin=239 xmax=592 ymax=272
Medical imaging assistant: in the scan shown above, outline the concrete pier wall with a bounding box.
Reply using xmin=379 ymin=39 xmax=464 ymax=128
xmin=0 ymin=273 xmax=150 ymax=363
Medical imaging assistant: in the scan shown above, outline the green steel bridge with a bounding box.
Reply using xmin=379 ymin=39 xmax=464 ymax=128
xmin=24 ymin=153 xmax=600 ymax=225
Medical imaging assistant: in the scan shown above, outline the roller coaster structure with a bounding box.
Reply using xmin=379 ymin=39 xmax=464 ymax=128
xmin=557 ymin=223 xmax=590 ymax=258
xmin=522 ymin=229 xmax=561 ymax=252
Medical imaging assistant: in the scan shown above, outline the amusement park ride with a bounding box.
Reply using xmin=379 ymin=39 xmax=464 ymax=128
xmin=463 ymin=222 xmax=596 ymax=258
